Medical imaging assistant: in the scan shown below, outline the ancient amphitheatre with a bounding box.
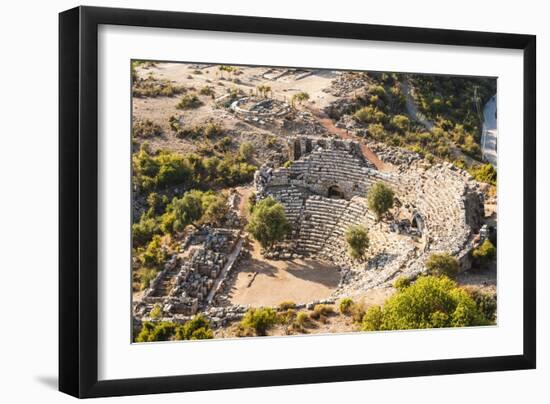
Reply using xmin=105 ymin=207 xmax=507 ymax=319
xmin=131 ymin=62 xmax=498 ymax=341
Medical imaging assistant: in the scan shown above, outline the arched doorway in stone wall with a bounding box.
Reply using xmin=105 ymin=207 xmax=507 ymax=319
xmin=293 ymin=139 xmax=302 ymax=160
xmin=328 ymin=185 xmax=345 ymax=199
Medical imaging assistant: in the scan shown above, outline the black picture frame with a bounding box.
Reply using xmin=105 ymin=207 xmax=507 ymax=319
xmin=59 ymin=5 xmax=536 ymax=398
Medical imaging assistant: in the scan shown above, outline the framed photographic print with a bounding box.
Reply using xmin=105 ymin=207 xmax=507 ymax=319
xmin=59 ymin=6 xmax=536 ymax=398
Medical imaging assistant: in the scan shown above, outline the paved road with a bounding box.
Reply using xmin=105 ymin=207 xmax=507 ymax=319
xmin=481 ymin=95 xmax=498 ymax=168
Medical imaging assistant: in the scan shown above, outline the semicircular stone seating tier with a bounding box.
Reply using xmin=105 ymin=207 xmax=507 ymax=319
xmin=258 ymin=137 xmax=483 ymax=291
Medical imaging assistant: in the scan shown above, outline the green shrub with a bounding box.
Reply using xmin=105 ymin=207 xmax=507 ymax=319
xmin=425 ymin=253 xmax=459 ymax=278
xmin=240 ymin=308 xmax=278 ymax=336
xmin=367 ymin=183 xmax=395 ymax=220
xmin=176 ymin=315 xmax=213 ymax=340
xmin=393 ymin=275 xmax=412 ymax=290
xmin=278 ymin=308 xmax=297 ymax=325
xmin=135 ymin=321 xmax=176 ymax=342
xmin=238 ymin=142 xmax=254 ymax=162
xmin=467 ymin=289 xmax=497 ymax=323
xmin=350 ymin=300 xmax=367 ymax=322
xmin=133 ymin=145 xmax=255 ymax=202
xmin=132 ymin=213 xmax=160 ymax=247
xmin=367 ymin=123 xmax=385 ymax=140
xmin=361 ymin=276 xmax=487 ymax=331
xmin=188 ymin=327 xmax=214 ymax=340
xmin=199 ymin=85 xmax=215 ymax=96
xmin=309 ymin=304 xmax=334 ymax=320
xmin=278 ymin=301 xmax=296 ymax=311
xmin=246 ymin=192 xmax=257 ymax=214
xmin=133 ymin=75 xmax=185 ymax=98
xmin=134 ymin=267 xmax=159 ymax=291
xmin=149 ymin=304 xmax=163 ymax=319
xmin=472 ymin=239 xmax=496 ymax=268
xmin=338 ymin=298 xmax=355 ymax=315
xmin=132 ymin=145 xmax=193 ymax=192
xmin=391 ymin=114 xmax=410 ymax=131
xmin=362 ymin=305 xmax=383 ymax=331
xmin=345 ymin=225 xmax=369 ymax=259
xmin=295 ymin=312 xmax=310 ymax=328
xmin=133 ymin=119 xmax=163 ymax=138
xmin=176 ymin=93 xmax=203 ymax=109
xmin=137 ymin=235 xmax=166 ymax=268
xmin=469 ymin=163 xmax=497 ymax=186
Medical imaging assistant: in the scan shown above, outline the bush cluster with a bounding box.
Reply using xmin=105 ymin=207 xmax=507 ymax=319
xmin=425 ymin=253 xmax=459 ymax=278
xmin=133 ymin=119 xmax=163 ymax=138
xmin=132 ymin=143 xmax=256 ymax=193
xmin=472 ymin=239 xmax=496 ymax=268
xmin=240 ymin=307 xmax=278 ymax=336
xmin=132 ymin=69 xmax=186 ymax=98
xmin=176 ymin=93 xmax=204 ymax=109
xmin=361 ymin=276 xmax=488 ymax=331
xmin=135 ymin=315 xmax=214 ymax=342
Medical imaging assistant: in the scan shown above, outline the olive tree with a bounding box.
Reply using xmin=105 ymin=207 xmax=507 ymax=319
xmin=246 ymin=197 xmax=291 ymax=249
xmin=345 ymin=225 xmax=369 ymax=259
xmin=367 ymin=182 xmax=395 ymax=220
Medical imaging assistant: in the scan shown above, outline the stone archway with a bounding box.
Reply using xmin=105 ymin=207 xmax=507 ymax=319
xmin=328 ymin=185 xmax=345 ymax=199
xmin=293 ymin=139 xmax=302 ymax=160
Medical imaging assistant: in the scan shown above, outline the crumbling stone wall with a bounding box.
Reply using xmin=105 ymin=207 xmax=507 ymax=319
xmin=257 ymin=137 xmax=376 ymax=201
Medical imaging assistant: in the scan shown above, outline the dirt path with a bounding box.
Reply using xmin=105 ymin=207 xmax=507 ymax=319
xmin=229 ymin=240 xmax=340 ymax=306
xmin=307 ymin=107 xmax=387 ymax=171
xmin=206 ymin=238 xmax=244 ymax=304
xmin=401 ymin=78 xmax=434 ymax=131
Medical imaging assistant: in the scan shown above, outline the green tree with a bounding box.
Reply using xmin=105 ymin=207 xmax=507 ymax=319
xmin=135 ymin=321 xmax=176 ymax=342
xmin=367 ymin=183 xmax=395 ymax=220
xmin=338 ymin=298 xmax=355 ymax=315
xmin=246 ymin=197 xmax=291 ymax=249
xmin=200 ymin=192 xmax=229 ymax=226
xmin=425 ymin=253 xmax=459 ymax=278
xmin=345 ymin=225 xmax=369 ymax=259
xmin=170 ymin=190 xmax=204 ymax=231
xmin=132 ymin=213 xmax=160 ymax=247
xmin=362 ymin=276 xmax=486 ymax=331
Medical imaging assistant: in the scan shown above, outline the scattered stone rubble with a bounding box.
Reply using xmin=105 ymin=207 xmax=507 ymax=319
xmin=323 ymin=72 xmax=370 ymax=97
xmin=368 ymin=142 xmax=422 ymax=166
xmin=133 ymin=227 xmax=243 ymax=324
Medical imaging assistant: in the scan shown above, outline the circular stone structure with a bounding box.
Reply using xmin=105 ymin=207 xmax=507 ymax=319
xmin=230 ymin=96 xmax=291 ymax=118
xmin=254 ymin=136 xmax=485 ymax=298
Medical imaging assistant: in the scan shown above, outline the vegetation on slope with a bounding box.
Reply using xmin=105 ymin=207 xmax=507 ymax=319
xmin=361 ymin=276 xmax=492 ymax=331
